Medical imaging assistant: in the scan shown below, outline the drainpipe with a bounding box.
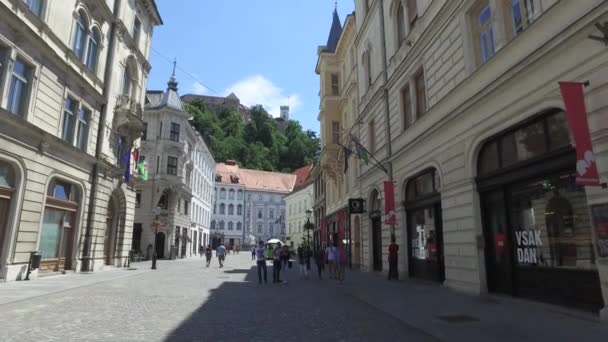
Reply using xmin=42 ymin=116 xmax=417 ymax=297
xmin=82 ymin=0 xmax=122 ymax=272
xmin=378 ymin=0 xmax=395 ymax=237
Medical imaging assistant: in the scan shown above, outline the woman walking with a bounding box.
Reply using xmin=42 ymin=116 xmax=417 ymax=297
xmin=272 ymin=244 xmax=283 ymax=283
xmin=326 ymin=241 xmax=338 ymax=279
xmin=255 ymin=241 xmax=268 ymax=284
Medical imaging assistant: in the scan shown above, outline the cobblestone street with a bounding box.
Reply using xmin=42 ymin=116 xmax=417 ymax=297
xmin=1 ymin=253 xmax=608 ymax=342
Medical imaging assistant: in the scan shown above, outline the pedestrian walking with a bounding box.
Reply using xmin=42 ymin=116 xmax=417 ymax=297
xmin=255 ymin=240 xmax=268 ymax=284
xmin=281 ymin=245 xmax=290 ymax=274
xmin=272 ymin=244 xmax=283 ymax=283
xmin=336 ymin=240 xmax=348 ymax=284
xmin=205 ymin=245 xmax=213 ymax=267
xmin=314 ymin=247 xmax=325 ymax=280
xmin=216 ymin=243 xmax=226 ymax=268
xmin=326 ymin=242 xmax=338 ymax=279
xmin=251 ymin=246 xmax=256 ymax=261
xmin=388 ymin=235 xmax=399 ymax=281
xmin=305 ymin=246 xmax=312 ymax=279
xmin=297 ymin=246 xmax=306 ymax=279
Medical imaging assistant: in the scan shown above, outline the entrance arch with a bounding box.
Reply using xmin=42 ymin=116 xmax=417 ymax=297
xmin=105 ymin=188 xmax=127 ymax=266
xmin=368 ymin=189 xmax=382 ymax=271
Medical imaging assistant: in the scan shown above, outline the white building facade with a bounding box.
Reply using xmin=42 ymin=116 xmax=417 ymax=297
xmin=135 ymin=73 xmax=212 ymax=259
xmin=0 ymin=0 xmax=161 ymax=281
xmin=211 ymin=169 xmax=245 ymax=249
xmin=191 ymin=139 xmax=215 ymax=252
xmin=285 ymin=183 xmax=314 ymax=248
xmin=330 ymin=0 xmax=608 ymax=318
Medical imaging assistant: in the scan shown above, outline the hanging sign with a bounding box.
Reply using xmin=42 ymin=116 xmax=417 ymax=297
xmin=383 ymin=181 xmax=396 ymax=225
xmin=559 ymin=82 xmax=600 ymax=186
xmin=591 ymin=204 xmax=608 ymax=258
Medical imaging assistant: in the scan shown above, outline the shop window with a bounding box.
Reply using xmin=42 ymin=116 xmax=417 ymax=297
xmin=40 ymin=179 xmax=79 ymax=270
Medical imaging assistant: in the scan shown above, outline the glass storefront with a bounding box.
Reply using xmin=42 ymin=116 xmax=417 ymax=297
xmin=478 ymin=110 xmax=602 ymax=311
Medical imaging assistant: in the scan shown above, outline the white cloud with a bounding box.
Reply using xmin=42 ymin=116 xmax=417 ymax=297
xmin=191 ymin=81 xmax=209 ymax=95
xmin=224 ymin=75 xmax=302 ymax=117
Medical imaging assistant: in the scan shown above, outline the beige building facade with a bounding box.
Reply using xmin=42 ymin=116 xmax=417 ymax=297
xmin=0 ymin=0 xmax=161 ymax=281
xmin=319 ymin=0 xmax=608 ymax=317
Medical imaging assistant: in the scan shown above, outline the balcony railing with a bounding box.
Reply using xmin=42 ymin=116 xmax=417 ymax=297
xmin=115 ymin=94 xmax=143 ymax=119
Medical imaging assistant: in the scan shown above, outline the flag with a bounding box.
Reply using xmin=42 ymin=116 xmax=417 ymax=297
xmin=354 ymin=140 xmax=369 ymax=165
xmin=123 ymin=148 xmax=131 ymax=183
xmin=138 ymin=158 xmax=148 ymax=181
xmin=343 ymin=145 xmax=353 ymax=173
xmin=559 ymin=82 xmax=600 ymax=186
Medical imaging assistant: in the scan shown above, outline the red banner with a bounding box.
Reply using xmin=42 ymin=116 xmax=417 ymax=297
xmin=559 ymin=82 xmax=600 ymax=186
xmin=384 ymin=181 xmax=396 ymax=225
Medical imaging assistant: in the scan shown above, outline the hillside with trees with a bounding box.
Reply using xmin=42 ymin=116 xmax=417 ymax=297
xmin=186 ymin=99 xmax=319 ymax=172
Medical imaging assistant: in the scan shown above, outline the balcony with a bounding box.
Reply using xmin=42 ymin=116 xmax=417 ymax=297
xmin=114 ymin=95 xmax=145 ymax=141
xmin=319 ymin=144 xmax=342 ymax=183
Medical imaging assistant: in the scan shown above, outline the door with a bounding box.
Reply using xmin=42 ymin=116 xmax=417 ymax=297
xmin=181 ymin=228 xmax=188 ymax=258
xmin=372 ymin=217 xmax=382 ymax=271
xmin=155 ymin=232 xmax=165 ymax=258
xmin=132 ymin=224 xmax=142 ymax=252
xmin=407 ymin=203 xmax=445 ymax=282
xmin=481 ymin=189 xmax=514 ymax=294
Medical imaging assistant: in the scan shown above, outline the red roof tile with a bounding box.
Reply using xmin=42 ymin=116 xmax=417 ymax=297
xmin=215 ymin=163 xmax=296 ymax=193
xmin=292 ymin=165 xmax=313 ymax=190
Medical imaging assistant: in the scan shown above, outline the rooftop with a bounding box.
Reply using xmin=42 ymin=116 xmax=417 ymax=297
xmin=215 ymin=162 xmax=296 ymax=193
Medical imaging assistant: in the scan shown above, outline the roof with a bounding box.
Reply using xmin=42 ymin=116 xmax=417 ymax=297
xmin=292 ymin=165 xmax=313 ymax=190
xmin=325 ymin=9 xmax=343 ymax=53
xmin=145 ymin=75 xmax=184 ymax=111
xmin=215 ymin=162 xmax=296 ymax=193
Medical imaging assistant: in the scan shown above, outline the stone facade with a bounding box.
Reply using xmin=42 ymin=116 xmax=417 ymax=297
xmin=0 ymin=0 xmax=161 ymax=281
xmin=318 ymin=0 xmax=608 ymax=317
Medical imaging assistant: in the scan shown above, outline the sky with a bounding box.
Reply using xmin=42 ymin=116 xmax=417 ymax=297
xmin=147 ymin=0 xmax=355 ymax=133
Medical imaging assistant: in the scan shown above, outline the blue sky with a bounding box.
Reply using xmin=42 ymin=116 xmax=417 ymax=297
xmin=147 ymin=0 xmax=354 ymax=132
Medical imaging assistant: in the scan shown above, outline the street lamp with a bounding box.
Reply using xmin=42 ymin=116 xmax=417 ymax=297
xmin=304 ymin=209 xmax=314 ymax=253
xmin=151 ymin=206 xmax=161 ymax=270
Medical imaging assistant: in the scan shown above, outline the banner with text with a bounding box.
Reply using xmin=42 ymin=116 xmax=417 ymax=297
xmin=559 ymin=82 xmax=600 ymax=186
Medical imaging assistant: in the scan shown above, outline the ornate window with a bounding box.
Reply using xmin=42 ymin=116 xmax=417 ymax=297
xmin=220 ymin=203 xmax=225 ymax=215
xmin=228 ymin=204 xmax=234 ymax=215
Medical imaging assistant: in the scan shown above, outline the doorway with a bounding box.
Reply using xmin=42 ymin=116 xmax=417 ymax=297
xmin=371 ymin=216 xmax=382 ymax=271
xmin=155 ymin=232 xmax=165 ymax=259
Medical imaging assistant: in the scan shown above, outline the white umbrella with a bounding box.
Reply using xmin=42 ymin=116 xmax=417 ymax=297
xmin=267 ymin=238 xmax=283 ymax=245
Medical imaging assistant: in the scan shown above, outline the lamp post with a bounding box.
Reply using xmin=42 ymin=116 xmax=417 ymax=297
xmin=151 ymin=206 xmax=161 ymax=270
xmin=304 ymin=209 xmax=314 ymax=253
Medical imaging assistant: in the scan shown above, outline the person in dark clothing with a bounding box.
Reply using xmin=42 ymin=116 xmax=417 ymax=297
xmin=388 ymin=235 xmax=399 ymax=280
xmin=272 ymin=244 xmax=283 ymax=283
xmin=314 ymin=247 xmax=325 ymax=280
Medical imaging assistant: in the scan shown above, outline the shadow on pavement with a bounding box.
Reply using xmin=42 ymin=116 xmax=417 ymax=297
xmin=164 ymin=262 xmax=436 ymax=342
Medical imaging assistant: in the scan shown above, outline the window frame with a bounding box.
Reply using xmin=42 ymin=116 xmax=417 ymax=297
xmin=401 ymin=83 xmax=412 ymax=130
xmin=471 ymin=1 xmax=496 ymax=66
xmin=24 ymin=0 xmax=44 ymax=17
xmin=396 ymin=1 xmax=407 ymax=47
xmin=7 ymin=58 xmax=33 ymax=117
xmin=167 ymin=156 xmax=178 ymax=176
xmin=330 ymin=73 xmax=340 ymax=96
xmin=132 ymin=17 xmax=142 ymax=47
xmin=169 ymin=122 xmax=180 ymax=142
xmin=414 ymin=68 xmax=426 ymax=118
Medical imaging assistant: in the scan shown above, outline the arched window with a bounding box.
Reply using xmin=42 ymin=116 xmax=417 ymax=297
xmin=362 ymin=50 xmax=372 ymax=89
xmin=73 ymin=11 xmax=88 ymax=60
xmin=210 ymin=220 xmax=216 ymax=230
xmin=405 ymin=168 xmax=439 ymax=202
xmin=396 ymin=1 xmax=406 ymax=47
xmin=220 ymin=188 xmax=226 ymax=199
xmin=237 ymin=222 xmax=242 ymax=230
xmin=86 ymin=28 xmax=100 ymax=71
xmin=219 ymin=221 xmax=225 ymax=230
xmin=122 ymin=58 xmax=138 ymax=98
xmin=228 ymin=204 xmax=234 ymax=215
xmin=237 ymin=204 xmax=242 ymax=215
xmin=228 ymin=222 xmax=233 ymax=230
xmin=219 ymin=203 xmax=225 ymax=215
xmin=237 ymin=189 xmax=243 ymax=200
xmin=229 ymin=189 xmax=235 ymax=200
xmin=40 ymin=178 xmax=80 ymax=271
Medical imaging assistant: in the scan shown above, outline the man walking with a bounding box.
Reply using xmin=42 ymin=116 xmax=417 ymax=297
xmin=216 ymin=243 xmax=226 ymax=268
xmin=255 ymin=240 xmax=268 ymax=284
xmin=205 ymin=245 xmax=213 ymax=267
xmin=388 ymin=235 xmax=399 ymax=280
xmin=272 ymin=244 xmax=283 ymax=283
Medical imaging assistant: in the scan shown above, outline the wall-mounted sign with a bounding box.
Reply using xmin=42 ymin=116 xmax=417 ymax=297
xmin=591 ymin=204 xmax=608 ymax=258
xmin=348 ymin=198 xmax=365 ymax=214
xmin=515 ymin=230 xmax=542 ymax=264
